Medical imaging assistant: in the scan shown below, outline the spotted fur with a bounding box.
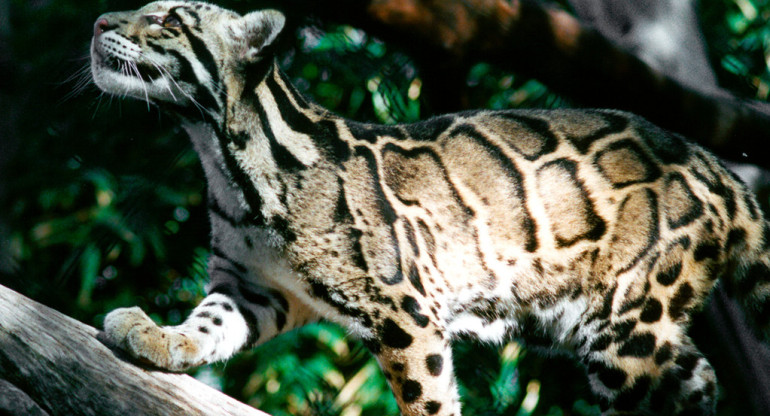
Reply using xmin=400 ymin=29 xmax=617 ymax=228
xmin=92 ymin=2 xmax=770 ymax=415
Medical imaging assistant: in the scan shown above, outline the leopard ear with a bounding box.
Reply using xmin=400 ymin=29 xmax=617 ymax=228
xmin=230 ymin=10 xmax=285 ymax=63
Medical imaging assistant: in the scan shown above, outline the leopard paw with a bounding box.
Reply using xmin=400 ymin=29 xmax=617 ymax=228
xmin=103 ymin=307 xmax=203 ymax=371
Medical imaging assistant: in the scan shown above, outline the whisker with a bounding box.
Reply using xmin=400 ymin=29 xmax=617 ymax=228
xmin=151 ymin=62 xmax=178 ymax=101
xmin=142 ymin=56 xmax=210 ymax=118
xmin=60 ymin=62 xmax=96 ymax=103
xmin=91 ymin=91 xmax=109 ymax=120
xmin=129 ymin=61 xmax=151 ymax=110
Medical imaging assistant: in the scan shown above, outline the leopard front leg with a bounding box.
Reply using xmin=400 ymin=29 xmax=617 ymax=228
xmin=104 ymin=282 xmax=313 ymax=371
xmin=364 ymin=321 xmax=460 ymax=416
xmin=103 ymin=293 xmax=244 ymax=371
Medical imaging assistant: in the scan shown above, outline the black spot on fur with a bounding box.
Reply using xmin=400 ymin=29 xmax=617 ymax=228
xmin=611 ymin=320 xmax=637 ymax=340
xmin=269 ymin=215 xmax=297 ymax=243
xmin=618 ymin=293 xmax=647 ymax=315
xmin=589 ymin=284 xmax=617 ymax=322
xmin=596 ymin=364 xmax=627 ymax=390
xmin=381 ymin=319 xmax=413 ymax=349
xmin=663 ymin=172 xmax=704 ymax=229
xmin=618 ymin=332 xmax=656 ymax=357
xmin=407 ymin=114 xmax=455 ymax=141
xmin=649 ymin=369 xmax=680 ymax=410
xmin=333 ymin=178 xmax=354 ymax=224
xmin=310 ymin=281 xmax=372 ymax=328
xmin=613 ymin=376 xmax=651 ymax=411
xmin=348 ymin=120 xmax=406 ymax=143
xmin=401 ymin=379 xmax=422 ymax=403
xmin=270 ymin=290 xmax=290 ymax=312
xmin=694 ymin=241 xmax=720 ymax=262
xmin=229 ymin=131 xmax=250 ymax=150
xmin=403 ymin=220 xmax=420 ymax=256
xmin=239 ymin=284 xmax=271 ymax=307
xmin=639 ymin=127 xmax=690 ymax=165
xmin=490 ymin=113 xmax=559 ymax=161
xmin=401 ymin=296 xmax=430 ymax=328
xmin=705 ymin=380 xmax=717 ymax=398
xmin=725 ymin=228 xmax=747 ymax=250
xmin=687 ymin=390 xmax=704 ymax=405
xmin=198 ymin=326 xmax=209 ymax=334
xmin=669 ymin=283 xmax=695 ymax=320
xmin=564 ymin=111 xmax=629 ymax=154
xmin=690 ymin=153 xmax=738 ymax=219
xmin=640 ymin=298 xmax=663 ymax=323
xmin=363 ymin=338 xmax=382 ymax=355
xmin=426 ymin=354 xmax=443 ymax=376
xmin=590 ymin=334 xmax=613 ymax=351
xmin=275 ymin=311 xmax=286 ymax=331
xmin=425 ymin=401 xmax=442 ymax=414
xmin=676 ymin=352 xmax=700 ymax=380
xmin=407 ymin=262 xmax=426 ymax=296
xmin=348 ymin=228 xmax=369 ymax=272
xmin=655 ymin=342 xmax=674 ymax=365
xmin=656 ymin=262 xmax=682 ymax=286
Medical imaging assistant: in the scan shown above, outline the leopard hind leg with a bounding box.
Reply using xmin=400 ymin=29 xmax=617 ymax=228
xmin=579 ymin=317 xmax=717 ymax=415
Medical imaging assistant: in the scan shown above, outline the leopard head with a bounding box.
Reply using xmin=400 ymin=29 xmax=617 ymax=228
xmin=90 ymin=1 xmax=285 ymax=111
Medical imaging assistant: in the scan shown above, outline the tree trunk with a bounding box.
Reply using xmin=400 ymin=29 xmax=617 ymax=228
xmin=568 ymin=0 xmax=719 ymax=92
xmin=0 ymin=284 xmax=271 ymax=416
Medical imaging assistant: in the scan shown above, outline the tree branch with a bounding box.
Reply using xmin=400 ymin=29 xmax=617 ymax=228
xmin=0 ymin=284 xmax=270 ymax=416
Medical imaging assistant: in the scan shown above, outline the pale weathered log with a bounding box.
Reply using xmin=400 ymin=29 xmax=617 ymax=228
xmin=0 ymin=379 xmax=50 ymax=416
xmin=0 ymin=284 xmax=271 ymax=416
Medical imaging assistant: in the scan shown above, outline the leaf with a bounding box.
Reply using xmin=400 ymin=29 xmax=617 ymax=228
xmin=77 ymin=243 xmax=101 ymax=308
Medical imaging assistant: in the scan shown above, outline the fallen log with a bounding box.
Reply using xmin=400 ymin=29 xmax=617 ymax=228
xmin=0 ymin=284 xmax=270 ymax=416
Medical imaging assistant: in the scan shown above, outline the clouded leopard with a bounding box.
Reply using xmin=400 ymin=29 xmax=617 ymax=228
xmin=91 ymin=2 xmax=770 ymax=415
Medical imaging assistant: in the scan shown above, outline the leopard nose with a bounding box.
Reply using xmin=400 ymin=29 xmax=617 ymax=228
xmin=94 ymin=17 xmax=110 ymax=37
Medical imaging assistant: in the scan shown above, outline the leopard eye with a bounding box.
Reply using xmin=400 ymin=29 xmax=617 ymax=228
xmin=145 ymin=15 xmax=163 ymax=26
xmin=162 ymin=14 xmax=182 ymax=29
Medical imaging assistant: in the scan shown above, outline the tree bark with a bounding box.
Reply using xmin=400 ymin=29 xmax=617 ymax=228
xmin=0 ymin=284 xmax=271 ymax=416
xmin=567 ymin=0 xmax=719 ymax=92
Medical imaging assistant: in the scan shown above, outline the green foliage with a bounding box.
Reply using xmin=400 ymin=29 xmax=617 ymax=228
xmin=213 ymin=324 xmax=398 ymax=416
xmin=0 ymin=1 xmax=768 ymax=415
xmin=702 ymin=0 xmax=770 ymax=98
xmin=466 ymin=63 xmax=570 ymax=111
xmin=289 ymin=24 xmax=422 ymax=123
